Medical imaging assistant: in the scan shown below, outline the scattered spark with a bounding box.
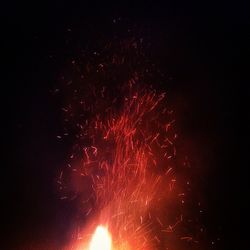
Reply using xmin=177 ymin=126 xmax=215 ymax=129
xmin=56 ymin=32 xmax=206 ymax=249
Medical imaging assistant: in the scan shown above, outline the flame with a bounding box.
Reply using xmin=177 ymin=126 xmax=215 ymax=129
xmin=89 ymin=226 xmax=112 ymax=250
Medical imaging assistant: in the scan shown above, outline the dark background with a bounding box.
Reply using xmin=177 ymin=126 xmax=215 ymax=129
xmin=2 ymin=1 xmax=249 ymax=249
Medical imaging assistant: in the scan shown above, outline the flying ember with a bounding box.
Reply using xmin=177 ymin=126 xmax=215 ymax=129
xmin=58 ymin=35 xmax=203 ymax=249
xmin=60 ymin=86 xmax=186 ymax=249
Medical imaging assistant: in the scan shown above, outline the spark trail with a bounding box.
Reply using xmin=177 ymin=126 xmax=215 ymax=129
xmin=57 ymin=32 xmax=203 ymax=250
xmin=60 ymin=84 xmax=185 ymax=250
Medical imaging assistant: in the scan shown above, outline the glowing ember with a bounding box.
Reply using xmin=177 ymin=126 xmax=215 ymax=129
xmin=58 ymin=35 xmax=204 ymax=249
xmin=61 ymin=87 xmax=182 ymax=249
xmin=89 ymin=226 xmax=112 ymax=250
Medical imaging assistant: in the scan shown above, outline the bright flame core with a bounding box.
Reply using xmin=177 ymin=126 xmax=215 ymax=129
xmin=89 ymin=226 xmax=112 ymax=250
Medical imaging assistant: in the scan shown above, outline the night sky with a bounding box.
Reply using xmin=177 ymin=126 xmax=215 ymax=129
xmin=2 ymin=1 xmax=249 ymax=249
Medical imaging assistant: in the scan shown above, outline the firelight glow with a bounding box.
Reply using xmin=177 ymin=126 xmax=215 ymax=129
xmin=89 ymin=226 xmax=112 ymax=250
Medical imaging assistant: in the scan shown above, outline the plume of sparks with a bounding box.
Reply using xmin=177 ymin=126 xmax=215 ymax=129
xmin=59 ymin=84 xmax=187 ymax=250
xmin=56 ymin=32 xmax=205 ymax=250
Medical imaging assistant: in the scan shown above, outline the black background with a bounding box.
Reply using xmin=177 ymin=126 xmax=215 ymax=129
xmin=2 ymin=1 xmax=249 ymax=249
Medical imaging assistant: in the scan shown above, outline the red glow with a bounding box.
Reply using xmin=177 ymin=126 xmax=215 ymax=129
xmin=60 ymin=85 xmax=190 ymax=249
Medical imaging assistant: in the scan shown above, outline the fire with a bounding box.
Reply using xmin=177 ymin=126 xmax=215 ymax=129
xmin=62 ymin=88 xmax=181 ymax=249
xmin=58 ymin=37 xmax=204 ymax=248
xmin=89 ymin=226 xmax=112 ymax=250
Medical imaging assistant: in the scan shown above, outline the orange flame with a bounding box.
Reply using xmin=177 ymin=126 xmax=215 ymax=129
xmin=89 ymin=226 xmax=112 ymax=250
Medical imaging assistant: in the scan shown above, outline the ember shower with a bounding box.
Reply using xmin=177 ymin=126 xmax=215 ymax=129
xmin=57 ymin=32 xmax=202 ymax=250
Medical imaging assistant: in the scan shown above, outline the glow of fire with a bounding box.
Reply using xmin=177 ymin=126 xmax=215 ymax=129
xmin=61 ymin=89 xmax=181 ymax=249
xmin=59 ymin=82 xmax=203 ymax=248
xmin=89 ymin=226 xmax=112 ymax=250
